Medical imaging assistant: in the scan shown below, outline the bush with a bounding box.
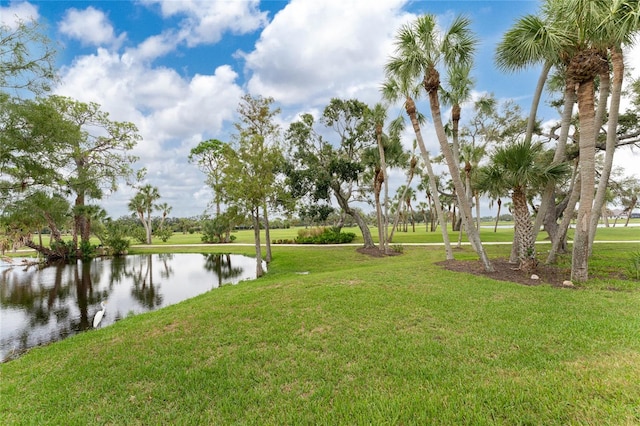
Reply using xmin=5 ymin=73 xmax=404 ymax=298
xmin=154 ymin=227 xmax=173 ymax=243
xmin=295 ymin=227 xmax=356 ymax=244
xmin=103 ymin=221 xmax=131 ymax=256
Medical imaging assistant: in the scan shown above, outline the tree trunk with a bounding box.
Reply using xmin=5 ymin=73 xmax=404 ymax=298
xmin=145 ymin=211 xmax=152 ymax=244
xmin=601 ymin=205 xmax=609 ymax=228
xmin=534 ymin=82 xmax=575 ymax=240
xmin=547 ymin=170 xmax=580 ymax=264
xmin=373 ymin=169 xmax=385 ymax=252
xmin=571 ymin=80 xmax=597 ymax=282
xmin=332 ymin=186 xmax=375 ymax=248
xmin=512 ymin=188 xmax=536 ymax=272
xmin=376 ymin=125 xmax=390 ymax=254
xmin=252 ymin=208 xmax=264 ymax=278
xmin=425 ymin=86 xmax=493 ymax=271
xmin=493 ymin=199 xmax=501 ymax=233
xmin=262 ymin=203 xmax=272 ymax=263
xmin=405 ymin=97 xmax=453 ymax=260
xmin=625 ymin=197 xmax=637 ymax=227
xmin=589 ymin=47 xmax=623 ymax=254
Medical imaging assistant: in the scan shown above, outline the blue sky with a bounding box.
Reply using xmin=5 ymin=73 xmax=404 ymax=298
xmin=2 ymin=0 xmax=638 ymax=218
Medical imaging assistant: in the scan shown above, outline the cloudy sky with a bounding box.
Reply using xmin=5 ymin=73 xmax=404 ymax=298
xmin=2 ymin=0 xmax=639 ymax=219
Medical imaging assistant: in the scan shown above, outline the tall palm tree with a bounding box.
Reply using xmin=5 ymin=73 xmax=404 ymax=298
xmin=477 ymin=141 xmax=568 ymax=272
xmin=441 ymin=62 xmax=474 ymax=172
xmin=370 ymin=104 xmax=390 ymax=253
xmin=495 ymin=9 xmax=572 ymax=242
xmin=549 ymin=0 xmax=612 ymax=282
xmin=496 ymin=0 xmax=637 ymax=282
xmin=381 ymin=74 xmax=454 ymax=260
xmin=364 ymin=103 xmax=408 ymax=254
xmin=589 ymin=0 xmax=640 ymax=249
xmin=386 ymin=14 xmax=494 ymax=271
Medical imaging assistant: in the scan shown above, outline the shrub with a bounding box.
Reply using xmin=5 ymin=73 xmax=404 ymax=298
xmin=295 ymin=227 xmax=356 ymax=244
xmin=154 ymin=227 xmax=173 ymax=242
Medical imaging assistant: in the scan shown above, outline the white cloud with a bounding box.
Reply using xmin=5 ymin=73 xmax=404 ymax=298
xmin=142 ymin=0 xmax=268 ymax=46
xmin=0 ymin=1 xmax=39 ymax=28
xmin=242 ymin=0 xmax=412 ymax=107
xmin=54 ymin=46 xmax=244 ymax=218
xmin=58 ymin=6 xmax=123 ymax=48
xmin=127 ymin=32 xmax=180 ymax=63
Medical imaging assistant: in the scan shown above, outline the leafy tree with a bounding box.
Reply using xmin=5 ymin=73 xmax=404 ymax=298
xmin=188 ymin=139 xmax=228 ymax=216
xmin=223 ymin=94 xmax=283 ymax=276
xmin=2 ymin=94 xmax=139 ymax=259
xmin=1 ymin=18 xmax=57 ymax=96
xmin=0 ymin=95 xmax=76 ymax=210
xmin=285 ymin=98 xmax=376 ymax=249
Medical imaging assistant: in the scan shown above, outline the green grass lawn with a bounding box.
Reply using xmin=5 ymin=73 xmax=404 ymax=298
xmin=2 ymin=240 xmax=640 ymax=424
xmin=128 ymin=220 xmax=640 ymax=245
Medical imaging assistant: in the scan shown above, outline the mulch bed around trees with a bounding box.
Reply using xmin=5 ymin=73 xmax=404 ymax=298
xmin=435 ymin=257 xmax=572 ymax=287
xmin=356 ymin=246 xmax=573 ymax=287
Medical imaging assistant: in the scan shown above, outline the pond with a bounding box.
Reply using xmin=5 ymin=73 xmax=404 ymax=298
xmin=0 ymin=253 xmax=265 ymax=362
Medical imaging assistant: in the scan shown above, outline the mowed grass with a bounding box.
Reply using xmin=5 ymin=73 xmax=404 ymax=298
xmin=2 ymin=242 xmax=640 ymax=424
xmin=133 ymin=219 xmax=640 ymax=245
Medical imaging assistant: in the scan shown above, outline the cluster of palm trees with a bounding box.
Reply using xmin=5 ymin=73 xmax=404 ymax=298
xmin=380 ymin=0 xmax=639 ymax=282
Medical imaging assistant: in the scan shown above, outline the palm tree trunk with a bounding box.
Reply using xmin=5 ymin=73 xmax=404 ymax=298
xmin=374 ymin=170 xmax=385 ymax=252
xmin=526 ymin=61 xmax=551 ymax=143
xmin=547 ymin=165 xmax=580 ymax=264
xmin=589 ymin=47 xmax=623 ymax=254
xmin=426 ymin=89 xmax=493 ymax=271
xmin=601 ymin=205 xmax=609 ymax=227
xmin=405 ymin=98 xmax=453 ymax=260
xmin=571 ymin=79 xmax=597 ymax=282
xmin=475 ymin=191 xmax=481 ymax=230
xmin=534 ymin=82 xmax=575 ymax=240
xmin=513 ymin=187 xmax=536 ymax=272
xmin=624 ymin=198 xmax=636 ymax=227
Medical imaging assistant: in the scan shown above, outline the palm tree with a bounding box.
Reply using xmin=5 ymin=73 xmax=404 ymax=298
xmin=477 ymin=141 xmax=568 ymax=272
xmin=549 ymin=0 xmax=613 ymax=282
xmin=156 ymin=202 xmax=172 ymax=229
xmin=386 ymin=13 xmax=493 ymax=272
xmin=128 ymin=184 xmax=160 ymax=244
xmin=589 ymin=0 xmax=640 ymax=248
xmin=496 ymin=0 xmax=638 ymax=282
xmin=369 ymin=104 xmax=390 ymax=253
xmin=495 ymin=8 xmax=573 ymax=243
xmin=441 ymin=61 xmax=474 ymax=172
xmin=381 ymin=72 xmax=454 ymax=260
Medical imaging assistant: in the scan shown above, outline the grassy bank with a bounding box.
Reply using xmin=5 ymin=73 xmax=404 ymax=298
xmin=2 ymin=243 xmax=639 ymax=424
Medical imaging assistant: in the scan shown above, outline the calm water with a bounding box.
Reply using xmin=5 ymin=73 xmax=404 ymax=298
xmin=0 ymin=253 xmax=264 ymax=362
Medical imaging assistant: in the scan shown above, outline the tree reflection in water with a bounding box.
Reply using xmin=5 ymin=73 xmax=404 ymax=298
xmin=0 ymin=253 xmax=260 ymax=362
xmin=203 ymin=253 xmax=245 ymax=288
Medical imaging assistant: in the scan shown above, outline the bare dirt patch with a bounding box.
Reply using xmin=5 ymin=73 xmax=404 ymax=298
xmin=356 ymin=246 xmax=402 ymax=258
xmin=436 ymin=257 xmax=572 ymax=287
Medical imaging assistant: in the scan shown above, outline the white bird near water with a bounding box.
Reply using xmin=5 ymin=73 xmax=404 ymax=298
xmin=93 ymin=301 xmax=107 ymax=328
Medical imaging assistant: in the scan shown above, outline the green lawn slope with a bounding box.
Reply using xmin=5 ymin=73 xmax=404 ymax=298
xmin=1 ymin=241 xmax=639 ymax=424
